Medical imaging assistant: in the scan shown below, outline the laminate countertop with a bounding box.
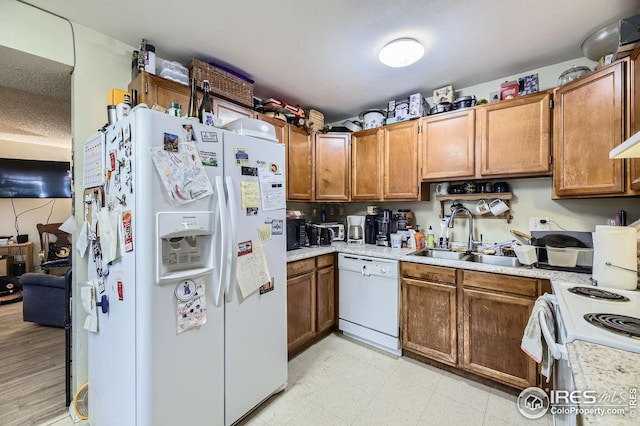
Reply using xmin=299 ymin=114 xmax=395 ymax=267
xmin=286 ymin=242 xmax=593 ymax=286
xmin=566 ymin=341 xmax=639 ymax=425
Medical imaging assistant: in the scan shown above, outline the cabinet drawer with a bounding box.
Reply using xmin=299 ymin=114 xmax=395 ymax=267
xmin=316 ymin=253 xmax=334 ymax=268
xmin=401 ymin=262 xmax=456 ymax=285
xmin=461 ymin=270 xmax=538 ymax=298
xmin=287 ymin=258 xmax=316 ymax=277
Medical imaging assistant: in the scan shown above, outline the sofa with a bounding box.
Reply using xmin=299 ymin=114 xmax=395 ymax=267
xmin=20 ymin=268 xmax=71 ymax=327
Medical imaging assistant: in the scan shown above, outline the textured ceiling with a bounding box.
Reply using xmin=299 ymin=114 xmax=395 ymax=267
xmin=22 ymin=0 xmax=640 ymax=123
xmin=0 ymin=45 xmax=71 ymax=150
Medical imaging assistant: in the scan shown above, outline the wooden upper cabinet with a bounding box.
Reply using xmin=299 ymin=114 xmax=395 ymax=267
xmin=212 ymin=98 xmax=253 ymax=127
xmin=421 ymin=110 xmax=476 ymax=181
xmin=255 ymin=113 xmax=288 ymax=145
xmin=351 ymin=128 xmax=383 ymax=200
xmin=287 ymin=126 xmax=313 ymax=201
xmin=129 ymin=71 xmax=190 ymax=110
xmin=629 ymin=45 xmax=640 ymax=191
xmin=315 ymin=133 xmax=350 ymax=201
xmin=553 ymin=60 xmax=627 ymax=198
xmin=383 ymin=120 xmax=420 ymax=199
xmin=476 ymin=92 xmax=552 ymax=178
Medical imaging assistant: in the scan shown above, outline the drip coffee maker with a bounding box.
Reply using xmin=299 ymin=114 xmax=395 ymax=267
xmin=347 ymin=215 xmax=365 ymax=245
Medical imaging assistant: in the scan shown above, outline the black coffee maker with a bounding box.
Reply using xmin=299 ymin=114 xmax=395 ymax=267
xmin=376 ymin=209 xmax=392 ymax=246
xmin=365 ymin=215 xmax=378 ymax=245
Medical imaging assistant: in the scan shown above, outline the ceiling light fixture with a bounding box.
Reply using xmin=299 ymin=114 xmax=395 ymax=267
xmin=378 ymin=38 xmax=424 ymax=68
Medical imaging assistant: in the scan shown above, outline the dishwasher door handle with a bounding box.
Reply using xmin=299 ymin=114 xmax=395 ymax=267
xmin=361 ymin=265 xmax=370 ymax=276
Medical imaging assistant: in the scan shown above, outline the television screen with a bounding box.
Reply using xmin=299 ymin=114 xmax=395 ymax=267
xmin=0 ymin=158 xmax=71 ymax=198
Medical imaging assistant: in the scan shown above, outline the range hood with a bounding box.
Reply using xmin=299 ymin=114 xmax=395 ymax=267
xmin=610 ymin=129 xmax=640 ymax=158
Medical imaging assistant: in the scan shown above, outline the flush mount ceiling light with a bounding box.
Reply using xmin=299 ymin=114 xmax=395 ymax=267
xmin=378 ymin=38 xmax=424 ymax=67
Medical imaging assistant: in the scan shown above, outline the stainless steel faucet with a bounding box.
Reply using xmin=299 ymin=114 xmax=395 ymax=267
xmin=448 ymin=206 xmax=476 ymax=252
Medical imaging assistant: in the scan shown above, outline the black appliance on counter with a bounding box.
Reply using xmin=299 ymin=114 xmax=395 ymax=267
xmin=365 ymin=215 xmax=378 ymax=245
xmin=376 ymin=209 xmax=393 ymax=246
xmin=286 ymin=218 xmax=306 ymax=251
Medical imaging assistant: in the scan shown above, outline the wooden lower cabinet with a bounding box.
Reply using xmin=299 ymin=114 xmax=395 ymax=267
xmin=400 ymin=262 xmax=544 ymax=390
xmin=401 ymin=263 xmax=457 ymax=366
xmin=460 ymin=270 xmax=539 ymax=389
xmin=287 ymin=254 xmax=336 ymax=356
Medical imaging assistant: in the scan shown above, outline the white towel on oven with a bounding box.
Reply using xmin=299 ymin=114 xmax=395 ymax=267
xmin=521 ymin=294 xmax=555 ymax=381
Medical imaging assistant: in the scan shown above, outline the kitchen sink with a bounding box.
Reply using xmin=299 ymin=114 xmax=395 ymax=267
xmin=464 ymin=254 xmax=522 ymax=267
xmin=409 ymin=249 xmax=467 ymax=260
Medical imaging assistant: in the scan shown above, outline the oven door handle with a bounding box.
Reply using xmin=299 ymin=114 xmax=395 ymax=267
xmin=539 ymin=311 xmax=568 ymax=360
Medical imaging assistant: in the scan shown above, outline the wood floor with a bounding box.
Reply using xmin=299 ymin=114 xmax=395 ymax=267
xmin=0 ymin=300 xmax=67 ymax=426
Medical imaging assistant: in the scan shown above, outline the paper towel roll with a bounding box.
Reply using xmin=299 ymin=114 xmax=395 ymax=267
xmin=592 ymin=225 xmax=638 ymax=290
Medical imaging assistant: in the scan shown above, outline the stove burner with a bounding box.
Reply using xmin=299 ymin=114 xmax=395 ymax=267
xmin=584 ymin=313 xmax=640 ymax=338
xmin=568 ymin=286 xmax=629 ymax=301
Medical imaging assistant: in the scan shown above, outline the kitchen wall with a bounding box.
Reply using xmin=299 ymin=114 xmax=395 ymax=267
xmin=290 ymin=177 xmax=639 ymax=245
xmin=2 ymin=0 xmax=134 ymax=392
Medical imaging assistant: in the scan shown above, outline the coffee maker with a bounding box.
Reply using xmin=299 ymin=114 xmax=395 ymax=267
xmin=376 ymin=209 xmax=393 ymax=246
xmin=365 ymin=215 xmax=378 ymax=245
xmin=347 ymin=215 xmax=365 ymax=245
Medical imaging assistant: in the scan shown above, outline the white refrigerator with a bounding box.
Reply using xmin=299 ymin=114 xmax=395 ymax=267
xmin=84 ymin=108 xmax=287 ymax=426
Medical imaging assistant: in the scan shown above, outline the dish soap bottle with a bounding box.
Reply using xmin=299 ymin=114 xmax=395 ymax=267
xmin=427 ymin=226 xmax=435 ymax=248
xmin=414 ymin=225 xmax=425 ymax=250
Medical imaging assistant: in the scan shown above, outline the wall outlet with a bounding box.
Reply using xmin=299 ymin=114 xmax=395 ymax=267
xmin=529 ymin=217 xmax=550 ymax=231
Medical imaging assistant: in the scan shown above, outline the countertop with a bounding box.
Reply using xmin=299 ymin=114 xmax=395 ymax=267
xmin=567 ymin=341 xmax=639 ymax=425
xmin=288 ymin=242 xmax=640 ymax=425
xmin=287 ymin=242 xmax=593 ymax=286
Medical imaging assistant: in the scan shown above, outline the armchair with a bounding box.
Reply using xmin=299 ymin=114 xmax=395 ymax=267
xmin=37 ymin=223 xmax=71 ymax=274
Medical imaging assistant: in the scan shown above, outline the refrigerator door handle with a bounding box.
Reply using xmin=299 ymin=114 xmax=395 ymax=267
xmin=214 ymin=176 xmax=227 ymax=307
xmin=225 ymin=176 xmax=239 ymax=303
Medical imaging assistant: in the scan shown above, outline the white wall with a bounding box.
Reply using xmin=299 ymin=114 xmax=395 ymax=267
xmin=1 ymin=0 xmax=134 ymax=394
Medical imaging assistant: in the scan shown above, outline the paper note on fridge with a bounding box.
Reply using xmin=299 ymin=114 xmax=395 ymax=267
xmin=149 ymin=140 xmax=213 ymax=206
xmin=258 ymin=167 xmax=285 ymax=211
xmin=235 ymin=240 xmax=271 ymax=298
xmin=96 ymin=209 xmax=121 ymax=265
xmin=240 ymin=180 xmax=260 ymax=209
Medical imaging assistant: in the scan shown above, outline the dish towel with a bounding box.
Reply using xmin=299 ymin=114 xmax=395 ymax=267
xmin=521 ymin=294 xmax=555 ymax=381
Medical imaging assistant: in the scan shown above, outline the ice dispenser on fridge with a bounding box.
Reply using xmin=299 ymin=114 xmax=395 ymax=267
xmin=156 ymin=211 xmax=214 ymax=284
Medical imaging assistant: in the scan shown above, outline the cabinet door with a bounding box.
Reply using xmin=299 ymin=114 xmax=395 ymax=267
xmin=629 ymin=46 xmax=640 ymax=191
xmin=212 ymin=98 xmax=253 ymax=127
xmin=255 ymin=113 xmax=288 ymax=145
xmin=461 ymin=287 xmax=536 ymax=389
xmin=401 ymin=277 xmax=457 ymax=366
xmin=287 ymin=126 xmax=313 ymax=200
xmin=351 ymin=128 xmax=383 ymax=200
xmin=129 ymin=71 xmax=190 ymax=110
xmin=316 ymin=264 xmax=335 ymax=334
xmin=477 ymin=92 xmax=552 ymax=177
xmin=315 ymin=133 xmax=350 ymax=201
xmin=553 ymin=60 xmax=626 ymax=197
xmin=421 ymin=110 xmax=475 ymax=180
xmin=383 ymin=120 xmax=420 ymax=199
xmin=287 ymin=271 xmax=316 ymax=354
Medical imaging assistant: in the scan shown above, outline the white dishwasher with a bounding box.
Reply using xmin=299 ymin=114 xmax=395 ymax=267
xmin=338 ymin=253 xmax=401 ymax=355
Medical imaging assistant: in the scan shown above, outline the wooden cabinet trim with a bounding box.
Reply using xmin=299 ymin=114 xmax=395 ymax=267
xmin=287 ymin=258 xmax=316 ymax=277
xmin=401 ymin=262 xmax=456 ymax=284
xmin=461 ymin=269 xmax=538 ymax=298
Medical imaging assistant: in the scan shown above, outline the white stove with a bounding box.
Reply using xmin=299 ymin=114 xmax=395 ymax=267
xmin=551 ymin=281 xmax=640 ymax=353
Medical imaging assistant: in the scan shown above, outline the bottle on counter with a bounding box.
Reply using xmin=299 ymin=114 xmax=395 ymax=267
xmin=415 ymin=225 xmax=425 ymax=250
xmin=187 ymin=78 xmax=199 ymax=121
xmin=407 ymin=229 xmax=416 ymax=250
xmin=198 ymin=80 xmax=215 ymax=126
xmin=427 ymin=225 xmax=435 ymax=248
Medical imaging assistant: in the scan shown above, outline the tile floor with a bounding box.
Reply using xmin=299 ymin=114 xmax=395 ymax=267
xmin=42 ymin=333 xmax=552 ymax=426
